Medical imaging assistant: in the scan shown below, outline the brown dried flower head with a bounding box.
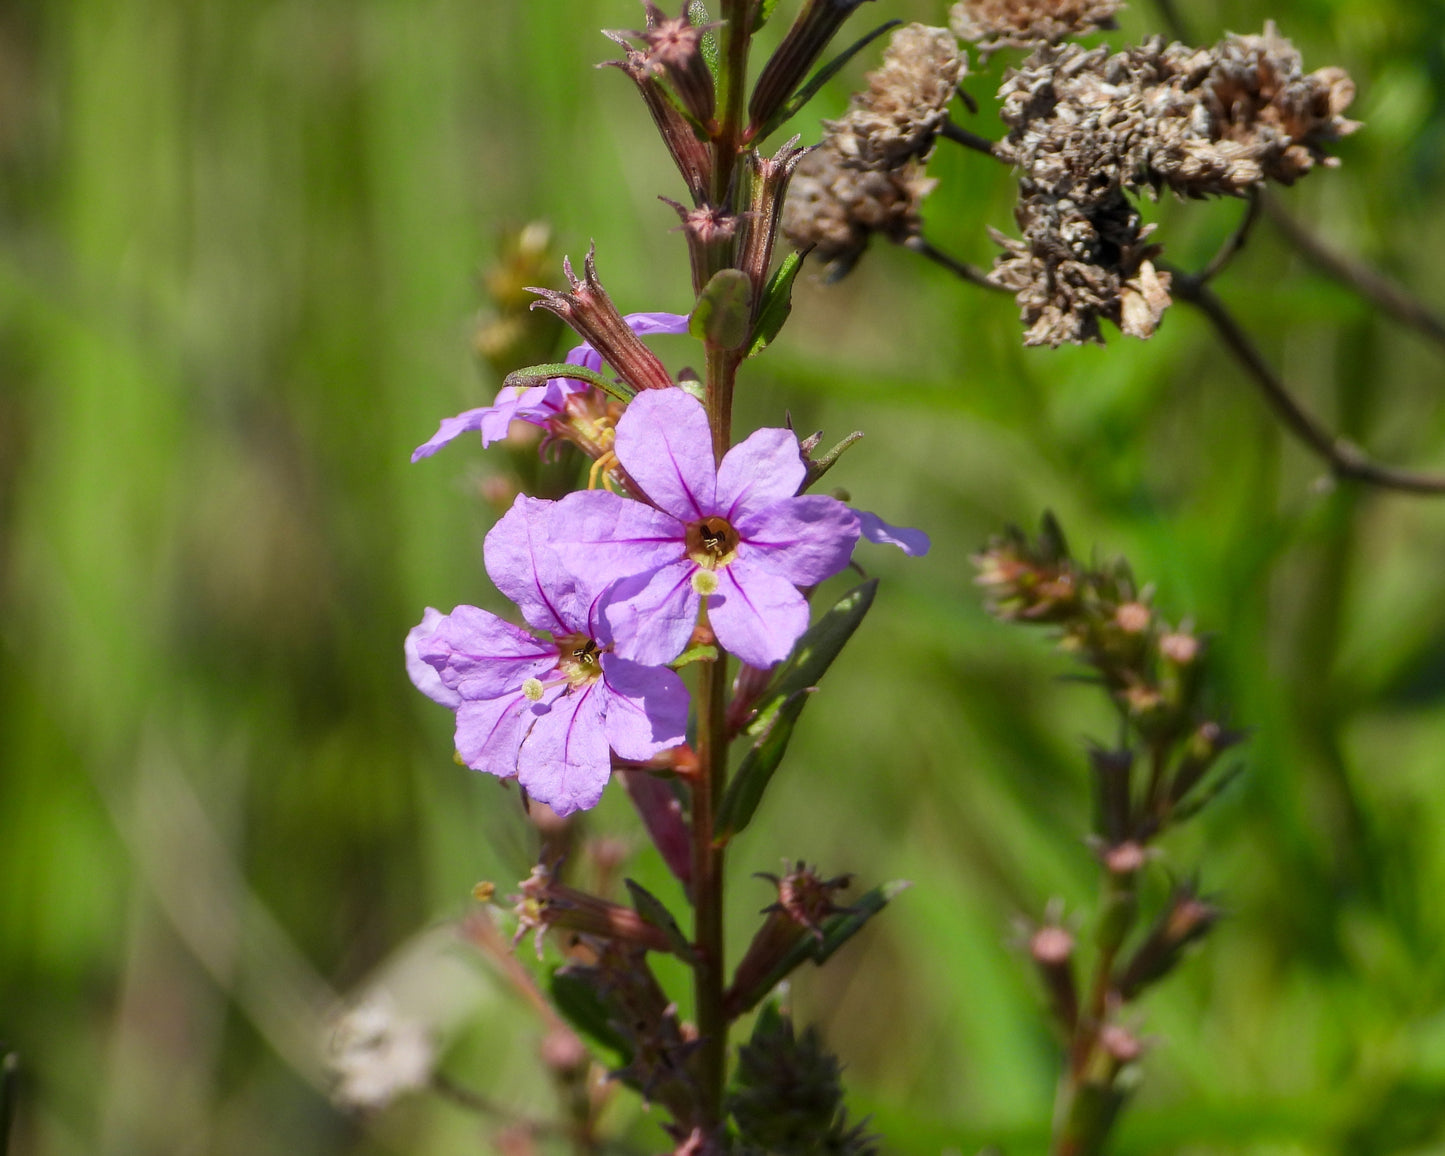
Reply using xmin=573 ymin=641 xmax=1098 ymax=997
xmin=781 ymin=24 xmax=963 ymax=277
xmin=989 ymin=25 xmax=1356 ymax=344
xmin=950 ymin=0 xmax=1121 ymax=61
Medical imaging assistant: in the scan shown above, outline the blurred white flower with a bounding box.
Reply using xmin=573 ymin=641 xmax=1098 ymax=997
xmin=328 ymin=992 xmax=436 ymax=1111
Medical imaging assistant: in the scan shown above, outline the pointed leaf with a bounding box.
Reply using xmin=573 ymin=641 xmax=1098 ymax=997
xmin=747 ymin=580 xmax=877 ymax=739
xmin=625 ymin=878 xmax=697 ymax=963
xmin=503 ymin=362 xmax=634 ymax=403
xmin=549 ymin=970 xmax=631 ymax=1061
xmin=689 ymin=268 xmax=753 ymax=351
xmin=747 ymin=248 xmax=806 ymax=357
xmin=717 ymin=688 xmax=815 ymax=840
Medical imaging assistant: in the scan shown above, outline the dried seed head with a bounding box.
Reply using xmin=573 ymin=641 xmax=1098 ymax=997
xmin=828 ymin=23 xmax=968 ymax=169
xmin=950 ymin=0 xmax=1121 ymax=62
xmin=780 ymin=24 xmax=963 ymax=278
xmin=784 ymin=150 xmax=937 ymax=278
xmin=990 ymin=26 xmax=1356 ymax=344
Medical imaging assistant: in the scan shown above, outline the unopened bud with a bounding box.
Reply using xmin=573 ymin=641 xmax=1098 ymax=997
xmin=1098 ymin=1023 xmax=1144 ymax=1064
xmin=749 ymin=0 xmax=879 ymax=134
xmin=638 ymin=2 xmax=717 ymax=126
xmin=1114 ymin=601 xmax=1151 ymax=634
xmin=1115 ymin=887 xmax=1220 ymax=999
xmin=1029 ymin=923 xmax=1078 ymax=1033
xmin=1159 ymin=630 xmax=1199 ymax=664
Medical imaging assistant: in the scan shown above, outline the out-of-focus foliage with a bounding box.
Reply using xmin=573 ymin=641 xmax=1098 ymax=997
xmin=3 ymin=1 xmax=1445 ymax=1154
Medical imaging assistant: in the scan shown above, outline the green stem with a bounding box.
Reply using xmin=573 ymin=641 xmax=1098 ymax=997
xmin=712 ymin=0 xmax=753 ymax=204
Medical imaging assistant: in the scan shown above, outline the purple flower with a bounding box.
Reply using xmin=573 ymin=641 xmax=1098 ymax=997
xmin=552 ymin=389 xmax=861 ymax=669
xmin=411 ymin=312 xmax=690 ymax=462
xmin=406 ymin=495 xmax=689 ymax=816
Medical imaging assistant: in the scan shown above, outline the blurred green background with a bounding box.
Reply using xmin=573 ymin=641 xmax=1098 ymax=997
xmin=5 ymin=1 xmax=1445 ymax=1153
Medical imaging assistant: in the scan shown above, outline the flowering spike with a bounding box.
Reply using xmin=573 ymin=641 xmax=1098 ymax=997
xmin=528 ymin=247 xmax=677 ymax=393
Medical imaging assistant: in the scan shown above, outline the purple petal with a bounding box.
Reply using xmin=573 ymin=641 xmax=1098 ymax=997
xmin=418 ymin=604 xmax=557 ymax=700
xmin=855 ymin=509 xmax=931 ymax=557
xmin=411 ymin=383 xmax=571 ymax=462
xmin=599 ymin=655 xmax=690 ymax=759
xmin=549 ymin=489 xmax=685 ymax=590
xmin=734 ymin=494 xmax=860 ymax=586
xmin=483 ymin=495 xmax=589 ymax=635
xmin=614 ymin=389 xmax=717 ymax=520
xmin=454 ymin=692 xmax=534 ymax=777
xmin=621 ymin=311 xmax=690 ymax=337
xmin=715 ymin=427 xmax=806 ymax=518
xmin=707 ymin=559 xmax=812 ymax=669
xmin=516 ymin=684 xmax=612 ymax=815
xmin=604 ymin=559 xmax=701 ymax=666
xmin=406 ymin=608 xmax=461 ymax=708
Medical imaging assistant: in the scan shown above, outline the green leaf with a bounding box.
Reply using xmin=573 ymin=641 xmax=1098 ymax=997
xmin=755 ymin=0 xmax=781 ymax=31
xmin=503 ymin=362 xmax=632 ymax=403
xmin=670 ymin=642 xmax=718 ymax=669
xmin=549 ymin=970 xmax=631 ymax=1061
xmin=758 ymin=20 xmax=903 ymax=138
xmin=624 ymin=878 xmax=697 ymax=963
xmin=689 ymin=268 xmax=753 ymax=351
xmin=747 ymin=248 xmax=806 ymax=357
xmin=747 ymin=580 xmax=878 ymax=740
xmin=717 ymin=688 xmax=814 ymax=840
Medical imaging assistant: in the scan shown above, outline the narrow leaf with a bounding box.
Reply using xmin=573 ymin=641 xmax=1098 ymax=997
xmin=747 ymin=580 xmax=878 ymax=739
xmin=689 ymin=268 xmax=753 ymax=351
xmin=503 ymin=362 xmax=633 ymax=403
xmin=549 ymin=970 xmax=631 ymax=1061
xmin=717 ymin=688 xmax=815 ymax=840
xmin=759 ymin=20 xmax=903 ymax=138
xmin=747 ymin=248 xmax=806 ymax=357
xmin=625 ymin=878 xmax=697 ymax=963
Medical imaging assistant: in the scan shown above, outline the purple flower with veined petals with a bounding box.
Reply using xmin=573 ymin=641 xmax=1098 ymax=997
xmin=411 ymin=312 xmax=689 ymax=462
xmin=406 ymin=494 xmax=689 ymax=816
xmin=552 ymin=388 xmax=861 ymax=669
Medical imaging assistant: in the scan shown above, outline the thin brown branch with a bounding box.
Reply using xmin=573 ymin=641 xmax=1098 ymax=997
xmin=905 ymin=235 xmax=1009 ymax=292
xmin=940 ymin=117 xmax=1008 ymax=161
xmin=1168 ymin=270 xmax=1445 ymax=495
xmin=1261 ymin=192 xmax=1445 ymax=352
xmin=1189 ymin=191 xmax=1261 ymax=287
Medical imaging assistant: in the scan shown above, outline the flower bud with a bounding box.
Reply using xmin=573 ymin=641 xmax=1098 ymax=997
xmin=636 ymin=3 xmax=717 ymax=127
xmin=1115 ymin=886 xmax=1220 ymax=1000
xmin=736 ymin=140 xmax=809 ymax=306
xmin=529 ymin=246 xmax=676 ymax=392
xmin=602 ymin=34 xmax=712 ymax=204
xmin=1029 ymin=923 xmax=1078 ymax=1033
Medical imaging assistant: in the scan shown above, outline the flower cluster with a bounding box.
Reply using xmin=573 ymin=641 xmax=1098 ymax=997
xmin=990 ymin=25 xmax=1358 ymax=345
xmin=407 ymin=312 xmax=926 ymax=815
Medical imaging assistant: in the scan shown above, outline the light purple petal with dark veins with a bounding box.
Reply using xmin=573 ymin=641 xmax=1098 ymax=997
xmin=454 ymin=691 xmax=535 ymax=778
xmin=406 ymin=608 xmax=461 ymax=708
xmin=854 ymin=509 xmax=931 ymax=556
xmin=419 ymin=604 xmax=557 ymax=700
xmin=613 ymin=388 xmax=717 ymax=520
xmin=603 ymin=559 xmax=701 ymax=666
xmin=516 ymin=684 xmax=612 ymax=816
xmin=715 ymin=427 xmax=806 ymax=518
xmin=734 ymin=494 xmax=860 ymax=586
xmin=549 ymin=489 xmax=685 ymax=587
xmin=707 ymin=558 xmax=812 ymax=668
xmin=484 ymin=494 xmax=589 ymax=635
xmin=599 ymin=655 xmax=690 ymax=759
